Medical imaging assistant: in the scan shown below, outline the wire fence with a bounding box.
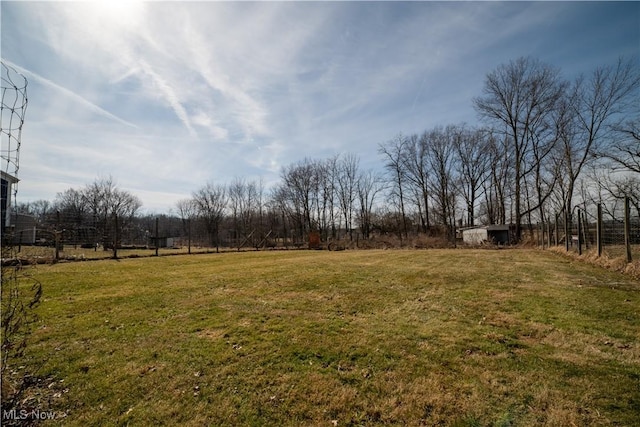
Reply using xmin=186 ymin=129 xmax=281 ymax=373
xmin=538 ymin=196 xmax=639 ymax=263
xmin=10 ymin=228 xmax=312 ymax=262
xmin=7 ymin=197 xmax=639 ymax=264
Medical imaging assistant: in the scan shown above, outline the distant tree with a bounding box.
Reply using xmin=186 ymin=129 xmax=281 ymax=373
xmin=600 ymin=116 xmax=640 ymax=174
xmin=253 ymin=178 xmax=267 ymax=246
xmin=474 ymin=57 xmax=565 ymax=240
xmin=278 ymin=158 xmax=322 ymax=241
xmin=228 ymin=178 xmax=263 ymax=247
xmin=81 ymin=176 xmax=141 ymax=257
xmin=109 ymin=188 xmax=142 ymax=258
xmin=321 ymin=156 xmax=339 ymax=239
xmin=175 ymin=198 xmax=197 ymax=233
xmin=175 ymin=198 xmax=197 ymax=253
xmin=82 ymin=179 xmax=109 ymax=248
xmin=192 ymin=182 xmax=227 ymax=252
xmin=25 ymin=199 xmax=53 ymax=226
xmin=426 ymin=126 xmax=459 ymax=239
xmin=379 ymin=135 xmax=409 ymax=238
xmin=402 ymin=133 xmax=431 ymax=232
xmin=356 ymin=169 xmax=385 ymax=239
xmin=335 ymin=153 xmax=360 ymax=240
xmin=269 ymin=185 xmax=293 ymax=245
xmin=228 ymin=178 xmax=247 ymax=241
xmin=524 ymin=99 xmax=563 ymax=230
xmin=54 ymin=188 xmax=87 ymax=245
xmin=479 ymin=132 xmax=512 ymax=225
xmin=558 ymin=57 xmax=639 ymax=231
xmin=453 ymin=126 xmax=490 ymax=227
xmin=589 ymin=166 xmax=640 ymax=220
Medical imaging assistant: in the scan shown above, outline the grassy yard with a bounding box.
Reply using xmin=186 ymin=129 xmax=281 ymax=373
xmin=16 ymin=249 xmax=640 ymax=425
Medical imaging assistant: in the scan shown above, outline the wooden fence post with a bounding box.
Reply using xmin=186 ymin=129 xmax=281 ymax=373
xmin=625 ymin=196 xmax=632 ymax=263
xmin=564 ymin=209 xmax=570 ymax=252
xmin=188 ymin=218 xmax=192 ymax=255
xmin=55 ymin=210 xmax=61 ymax=261
xmin=536 ymin=222 xmax=544 ymax=249
xmin=596 ymin=204 xmax=602 ymax=258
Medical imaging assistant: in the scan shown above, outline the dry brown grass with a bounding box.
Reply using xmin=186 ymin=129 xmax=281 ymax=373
xmin=550 ymin=245 xmax=640 ymax=279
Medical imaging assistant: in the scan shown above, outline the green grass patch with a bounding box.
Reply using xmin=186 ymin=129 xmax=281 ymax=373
xmin=20 ymin=249 xmax=640 ymax=425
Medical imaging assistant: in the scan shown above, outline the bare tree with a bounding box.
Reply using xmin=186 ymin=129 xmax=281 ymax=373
xmin=228 ymin=178 xmax=244 ymax=241
xmin=109 ymin=188 xmax=142 ymax=259
xmin=402 ymin=133 xmax=431 ymax=232
xmin=602 ymin=117 xmax=640 ymax=174
xmin=559 ymin=58 xmax=639 ymax=231
xmin=193 ymin=182 xmax=227 ymax=252
xmin=81 ymin=177 xmax=141 ymax=258
xmin=82 ymin=176 xmax=142 ymax=258
xmin=269 ymin=185 xmax=291 ymax=246
xmin=277 ymin=158 xmax=325 ymax=242
xmin=175 ymin=198 xmax=197 ymax=253
xmin=453 ymin=126 xmax=490 ymax=227
xmin=479 ymin=132 xmax=512 ymax=225
xmin=523 ymin=105 xmax=563 ymax=231
xmin=356 ymin=169 xmax=385 ymax=239
xmin=379 ymin=135 xmax=409 ymax=238
xmin=54 ymin=188 xmax=88 ymax=246
xmin=82 ymin=177 xmax=112 ymax=249
xmin=228 ymin=178 xmax=263 ymax=248
xmin=23 ymin=199 xmax=52 ymax=227
xmin=315 ymin=156 xmax=337 ymax=240
xmin=253 ymin=178 xmax=267 ymax=247
xmin=589 ymin=166 xmax=640 ymax=219
xmin=474 ymin=57 xmax=565 ymax=240
xmin=426 ymin=126 xmax=459 ymax=239
xmin=335 ymin=153 xmax=360 ymax=240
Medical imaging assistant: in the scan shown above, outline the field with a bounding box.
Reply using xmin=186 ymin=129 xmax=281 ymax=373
xmin=15 ymin=249 xmax=640 ymax=425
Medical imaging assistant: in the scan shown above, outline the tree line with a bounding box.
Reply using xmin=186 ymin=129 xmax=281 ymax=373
xmin=15 ymin=56 xmax=639 ymax=251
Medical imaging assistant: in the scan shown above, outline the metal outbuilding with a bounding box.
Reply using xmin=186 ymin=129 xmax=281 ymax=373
xmin=462 ymin=225 xmax=511 ymax=245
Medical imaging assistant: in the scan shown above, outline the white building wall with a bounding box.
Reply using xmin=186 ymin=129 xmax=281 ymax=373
xmin=462 ymin=228 xmax=489 ymax=244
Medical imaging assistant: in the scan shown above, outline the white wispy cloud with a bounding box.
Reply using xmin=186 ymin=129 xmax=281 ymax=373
xmin=137 ymin=59 xmax=198 ymax=138
xmin=2 ymin=59 xmax=138 ymax=128
xmin=2 ymin=1 xmax=635 ymax=212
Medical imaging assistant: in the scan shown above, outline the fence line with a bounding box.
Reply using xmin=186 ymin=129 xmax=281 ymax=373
xmin=540 ymin=196 xmax=638 ymax=263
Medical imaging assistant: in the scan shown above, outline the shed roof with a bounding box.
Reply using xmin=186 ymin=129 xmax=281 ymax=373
xmin=462 ymin=225 xmax=510 ymax=232
xmin=486 ymin=225 xmax=510 ymax=231
xmin=1 ymin=170 xmax=19 ymax=184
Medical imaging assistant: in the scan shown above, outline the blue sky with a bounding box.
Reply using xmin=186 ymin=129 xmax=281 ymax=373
xmin=1 ymin=1 xmax=638 ymax=213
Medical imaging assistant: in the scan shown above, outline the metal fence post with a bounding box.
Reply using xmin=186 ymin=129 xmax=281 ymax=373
xmin=577 ymin=209 xmax=583 ymax=256
xmin=583 ymin=209 xmax=590 ymax=251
